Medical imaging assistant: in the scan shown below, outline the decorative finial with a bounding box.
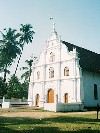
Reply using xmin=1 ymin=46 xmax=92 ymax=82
xmin=60 ymin=36 xmax=61 ymax=40
xmin=50 ymin=17 xmax=55 ymax=32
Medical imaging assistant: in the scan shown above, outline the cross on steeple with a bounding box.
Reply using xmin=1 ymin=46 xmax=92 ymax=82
xmin=50 ymin=17 xmax=56 ymax=32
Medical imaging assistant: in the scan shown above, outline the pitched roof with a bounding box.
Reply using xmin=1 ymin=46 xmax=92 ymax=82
xmin=62 ymin=41 xmax=100 ymax=74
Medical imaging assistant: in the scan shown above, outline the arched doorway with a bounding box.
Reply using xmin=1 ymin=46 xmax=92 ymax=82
xmin=35 ymin=94 xmax=39 ymax=106
xmin=48 ymin=89 xmax=54 ymax=103
xmin=65 ymin=93 xmax=68 ymax=103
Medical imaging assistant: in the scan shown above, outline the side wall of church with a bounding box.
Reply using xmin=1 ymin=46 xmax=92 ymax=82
xmin=83 ymin=71 xmax=100 ymax=107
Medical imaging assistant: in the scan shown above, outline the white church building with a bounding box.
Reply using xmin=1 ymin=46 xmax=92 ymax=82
xmin=28 ymin=23 xmax=100 ymax=112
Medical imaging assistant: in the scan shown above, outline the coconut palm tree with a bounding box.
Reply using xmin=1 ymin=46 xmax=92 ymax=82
xmin=14 ymin=24 xmax=35 ymax=75
xmin=20 ymin=56 xmax=37 ymax=82
xmin=0 ymin=28 xmax=21 ymax=71
xmin=20 ymin=59 xmax=33 ymax=82
xmin=0 ymin=24 xmax=35 ymax=97
xmin=0 ymin=28 xmax=21 ymax=80
xmin=0 ymin=77 xmax=3 ymax=98
xmin=0 ymin=28 xmax=21 ymax=96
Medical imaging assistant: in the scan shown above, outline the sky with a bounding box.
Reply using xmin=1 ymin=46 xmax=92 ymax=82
xmin=0 ymin=0 xmax=100 ymax=79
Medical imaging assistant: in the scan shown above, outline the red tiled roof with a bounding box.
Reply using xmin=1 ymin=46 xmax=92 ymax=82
xmin=62 ymin=41 xmax=100 ymax=74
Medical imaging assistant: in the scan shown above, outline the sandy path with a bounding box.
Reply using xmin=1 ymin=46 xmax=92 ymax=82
xmin=0 ymin=109 xmax=96 ymax=119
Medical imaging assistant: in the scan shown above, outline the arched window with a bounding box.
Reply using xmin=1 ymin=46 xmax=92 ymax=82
xmin=49 ymin=67 xmax=54 ymax=78
xmin=64 ymin=67 xmax=69 ymax=76
xmin=94 ymin=84 xmax=98 ymax=100
xmin=49 ymin=52 xmax=55 ymax=62
xmin=37 ymin=71 xmax=40 ymax=79
xmin=65 ymin=93 xmax=68 ymax=103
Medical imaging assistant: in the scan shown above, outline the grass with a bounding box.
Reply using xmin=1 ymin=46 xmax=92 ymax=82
xmin=0 ymin=107 xmax=100 ymax=133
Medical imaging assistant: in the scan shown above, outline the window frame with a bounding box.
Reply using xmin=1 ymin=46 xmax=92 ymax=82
xmin=49 ymin=52 xmax=55 ymax=62
xmin=94 ymin=84 xmax=98 ymax=100
xmin=49 ymin=67 xmax=54 ymax=78
xmin=37 ymin=71 xmax=40 ymax=80
xmin=64 ymin=67 xmax=69 ymax=76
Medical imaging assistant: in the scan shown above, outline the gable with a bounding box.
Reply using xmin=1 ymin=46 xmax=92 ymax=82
xmin=62 ymin=41 xmax=100 ymax=74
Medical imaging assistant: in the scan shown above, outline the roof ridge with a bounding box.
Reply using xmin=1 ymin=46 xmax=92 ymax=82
xmin=62 ymin=41 xmax=100 ymax=55
xmin=62 ymin=40 xmax=100 ymax=74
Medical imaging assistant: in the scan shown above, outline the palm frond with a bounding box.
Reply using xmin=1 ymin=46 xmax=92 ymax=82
xmin=20 ymin=67 xmax=28 ymax=70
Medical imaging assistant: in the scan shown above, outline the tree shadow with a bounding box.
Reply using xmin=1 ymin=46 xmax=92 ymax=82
xmin=46 ymin=115 xmax=100 ymax=124
xmin=0 ymin=114 xmax=100 ymax=133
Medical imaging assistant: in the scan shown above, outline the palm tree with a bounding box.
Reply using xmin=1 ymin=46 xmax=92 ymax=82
xmin=0 ymin=28 xmax=21 ymax=96
xmin=14 ymin=24 xmax=35 ymax=75
xmin=0 ymin=28 xmax=21 ymax=71
xmin=0 ymin=77 xmax=3 ymax=98
xmin=0 ymin=24 xmax=35 ymax=97
xmin=20 ymin=59 xmax=33 ymax=82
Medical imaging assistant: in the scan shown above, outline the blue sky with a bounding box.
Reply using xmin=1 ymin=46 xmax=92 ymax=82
xmin=0 ymin=0 xmax=100 ymax=78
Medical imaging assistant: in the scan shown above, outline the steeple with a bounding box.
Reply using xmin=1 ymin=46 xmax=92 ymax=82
xmin=49 ymin=18 xmax=58 ymax=40
xmin=47 ymin=18 xmax=59 ymax=48
xmin=50 ymin=17 xmax=56 ymax=32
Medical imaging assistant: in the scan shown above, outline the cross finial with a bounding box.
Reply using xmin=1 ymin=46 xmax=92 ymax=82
xmin=50 ymin=17 xmax=55 ymax=32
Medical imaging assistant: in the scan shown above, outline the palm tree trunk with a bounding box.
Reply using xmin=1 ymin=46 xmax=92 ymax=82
xmin=2 ymin=66 xmax=7 ymax=96
xmin=29 ymin=67 xmax=31 ymax=82
xmin=14 ymin=47 xmax=23 ymax=76
xmin=3 ymin=69 xmax=7 ymax=83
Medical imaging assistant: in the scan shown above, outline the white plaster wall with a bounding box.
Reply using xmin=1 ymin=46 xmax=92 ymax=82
xmin=2 ymin=102 xmax=10 ymax=108
xmin=45 ymin=46 xmax=60 ymax=65
xmin=45 ymin=81 xmax=58 ymax=103
xmin=37 ymin=51 xmax=45 ymax=66
xmin=33 ymin=83 xmax=43 ymax=107
xmin=28 ymin=44 xmax=81 ymax=107
xmin=28 ymin=83 xmax=33 ymax=101
xmin=46 ymin=64 xmax=59 ymax=81
xmin=61 ymin=44 xmax=73 ymax=61
xmin=28 ymin=30 xmax=82 ymax=108
xmin=83 ymin=71 xmax=100 ymax=107
xmin=44 ymin=103 xmax=84 ymax=112
xmin=61 ymin=60 xmax=74 ymax=78
xmin=56 ymin=103 xmax=84 ymax=112
xmin=76 ymin=79 xmax=81 ymax=102
xmin=44 ymin=103 xmax=56 ymax=112
xmin=60 ymin=80 xmax=73 ymax=103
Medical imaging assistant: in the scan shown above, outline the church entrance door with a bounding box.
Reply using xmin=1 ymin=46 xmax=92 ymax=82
xmin=35 ymin=94 xmax=39 ymax=106
xmin=65 ymin=93 xmax=68 ymax=103
xmin=48 ymin=89 xmax=54 ymax=103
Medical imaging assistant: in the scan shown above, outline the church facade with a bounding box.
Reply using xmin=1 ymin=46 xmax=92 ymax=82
xmin=28 ymin=27 xmax=100 ymax=111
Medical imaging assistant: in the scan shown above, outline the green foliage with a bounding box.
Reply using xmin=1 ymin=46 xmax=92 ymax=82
xmin=0 ymin=76 xmax=8 ymax=97
xmin=14 ymin=24 xmax=35 ymax=76
xmin=0 ymin=28 xmax=21 ymax=71
xmin=20 ymin=59 xmax=34 ymax=82
xmin=21 ymin=81 xmax=28 ymax=99
xmin=0 ymin=77 xmax=3 ymax=98
xmin=0 ymin=24 xmax=35 ymax=97
xmin=19 ymin=24 xmax=35 ymax=45
xmin=5 ymin=75 xmax=28 ymax=99
xmin=0 ymin=24 xmax=35 ymax=73
xmin=6 ymin=75 xmax=20 ymax=99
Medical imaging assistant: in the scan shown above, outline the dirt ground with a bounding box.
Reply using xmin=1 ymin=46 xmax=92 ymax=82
xmin=0 ymin=107 xmax=97 ymax=119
